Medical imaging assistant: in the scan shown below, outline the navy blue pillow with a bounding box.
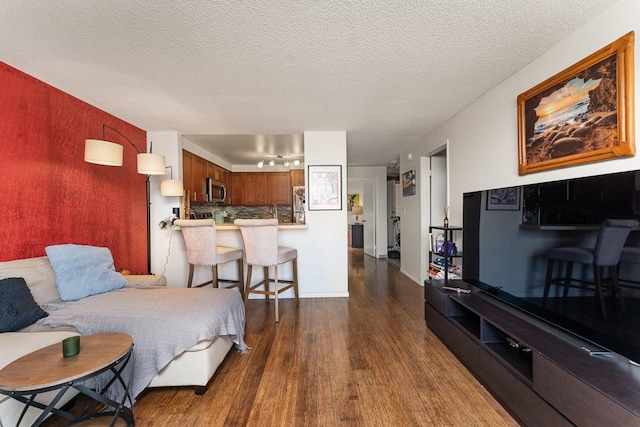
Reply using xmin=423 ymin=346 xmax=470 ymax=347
xmin=0 ymin=277 xmax=48 ymax=332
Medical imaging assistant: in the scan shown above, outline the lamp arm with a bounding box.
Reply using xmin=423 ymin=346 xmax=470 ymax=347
xmin=102 ymin=124 xmax=145 ymax=154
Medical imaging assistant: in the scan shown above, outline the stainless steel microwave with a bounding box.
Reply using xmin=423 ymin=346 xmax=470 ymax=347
xmin=206 ymin=178 xmax=226 ymax=203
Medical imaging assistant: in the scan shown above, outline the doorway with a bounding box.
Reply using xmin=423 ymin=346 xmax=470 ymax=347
xmin=419 ymin=144 xmax=448 ymax=284
xmin=430 ymin=148 xmax=447 ymax=226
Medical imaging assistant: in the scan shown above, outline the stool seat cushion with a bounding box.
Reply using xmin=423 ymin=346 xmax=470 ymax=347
xmin=277 ymin=246 xmax=297 ymax=265
xmin=620 ymin=247 xmax=640 ymax=264
xmin=549 ymin=247 xmax=594 ymax=264
xmin=216 ymin=246 xmax=244 ymax=264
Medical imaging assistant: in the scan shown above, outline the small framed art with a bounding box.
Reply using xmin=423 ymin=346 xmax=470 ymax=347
xmin=308 ymin=165 xmax=342 ymax=210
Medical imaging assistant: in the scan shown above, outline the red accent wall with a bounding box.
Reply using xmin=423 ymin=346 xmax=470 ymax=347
xmin=0 ymin=62 xmax=147 ymax=272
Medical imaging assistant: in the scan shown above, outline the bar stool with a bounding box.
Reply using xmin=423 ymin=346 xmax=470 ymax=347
xmin=234 ymin=218 xmax=299 ymax=322
xmin=543 ymin=219 xmax=638 ymax=319
xmin=174 ymin=219 xmax=244 ymax=297
xmin=618 ymin=246 xmax=640 ymax=287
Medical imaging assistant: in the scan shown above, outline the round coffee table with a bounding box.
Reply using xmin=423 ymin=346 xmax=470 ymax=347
xmin=0 ymin=332 xmax=134 ymax=426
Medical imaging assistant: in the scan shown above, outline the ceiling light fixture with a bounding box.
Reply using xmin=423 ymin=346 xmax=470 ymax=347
xmin=256 ymin=154 xmax=303 ymax=168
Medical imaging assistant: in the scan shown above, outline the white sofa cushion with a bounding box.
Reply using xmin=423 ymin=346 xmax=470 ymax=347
xmin=0 ymin=257 xmax=60 ymax=305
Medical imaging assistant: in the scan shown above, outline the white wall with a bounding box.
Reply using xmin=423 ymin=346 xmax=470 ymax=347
xmin=301 ymin=131 xmax=349 ymax=296
xmin=148 ymin=131 xmax=349 ymax=298
xmin=398 ymin=153 xmax=423 ymax=283
xmin=147 ymin=131 xmax=185 ymax=285
xmin=403 ymin=0 xmax=640 ymax=285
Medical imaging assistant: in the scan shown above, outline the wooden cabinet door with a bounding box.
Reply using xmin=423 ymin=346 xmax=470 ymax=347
xmin=291 ymin=169 xmax=305 ymax=187
xmin=193 ymin=156 xmax=207 ymax=202
xmin=244 ymin=173 xmax=268 ymax=205
xmin=206 ymin=162 xmax=220 ymax=181
xmin=231 ymin=172 xmax=245 ymax=205
xmin=221 ymin=168 xmax=231 ymax=203
xmin=182 ymin=151 xmax=193 ymax=200
xmin=268 ymin=172 xmax=291 ymax=205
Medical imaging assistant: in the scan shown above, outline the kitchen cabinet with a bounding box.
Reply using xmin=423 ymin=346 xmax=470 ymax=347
xmin=244 ymin=173 xmax=268 ymax=205
xmin=183 ymin=151 xmax=193 ymax=199
xmin=268 ymin=172 xmax=291 ymax=205
xmin=231 ymin=173 xmax=245 ymax=205
xmin=182 ymin=150 xmax=207 ymax=202
xmin=291 ymin=169 xmax=305 ymax=186
xmin=193 ymin=156 xmax=207 ymax=202
xmin=184 ymin=150 xmax=233 ymax=203
xmin=220 ymin=168 xmax=231 ymax=203
xmin=230 ymin=172 xmax=289 ymax=206
xmin=206 ymin=162 xmax=221 ymax=181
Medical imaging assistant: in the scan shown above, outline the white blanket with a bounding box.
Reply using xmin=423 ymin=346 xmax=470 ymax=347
xmin=40 ymin=287 xmax=247 ymax=402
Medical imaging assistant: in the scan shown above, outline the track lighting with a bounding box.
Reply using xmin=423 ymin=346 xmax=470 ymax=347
xmin=256 ymin=154 xmax=302 ymax=168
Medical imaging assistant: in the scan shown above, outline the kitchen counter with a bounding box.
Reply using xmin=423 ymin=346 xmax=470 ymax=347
xmin=173 ymin=222 xmax=308 ymax=230
xmin=216 ymin=222 xmax=307 ymax=230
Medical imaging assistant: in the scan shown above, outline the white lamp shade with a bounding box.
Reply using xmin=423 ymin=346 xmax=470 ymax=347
xmin=352 ymin=206 xmax=363 ymax=215
xmin=160 ymin=179 xmax=184 ymax=196
xmin=84 ymin=139 xmax=123 ymax=166
xmin=137 ymin=153 xmax=166 ymax=175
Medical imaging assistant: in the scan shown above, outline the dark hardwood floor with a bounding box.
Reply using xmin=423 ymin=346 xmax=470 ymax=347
xmin=45 ymin=248 xmax=517 ymax=426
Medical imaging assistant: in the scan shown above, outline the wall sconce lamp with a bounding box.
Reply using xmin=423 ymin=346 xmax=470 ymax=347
xmin=352 ymin=205 xmax=363 ymax=223
xmin=84 ymin=124 xmax=167 ymax=274
xmin=160 ymin=166 xmax=184 ymax=196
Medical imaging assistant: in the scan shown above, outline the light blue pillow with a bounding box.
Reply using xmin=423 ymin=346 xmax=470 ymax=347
xmin=45 ymin=244 xmax=127 ymax=301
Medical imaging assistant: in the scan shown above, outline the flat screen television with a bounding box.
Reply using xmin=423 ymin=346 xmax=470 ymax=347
xmin=462 ymin=170 xmax=640 ymax=363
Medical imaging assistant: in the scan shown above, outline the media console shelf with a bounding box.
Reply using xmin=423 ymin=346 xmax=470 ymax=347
xmin=425 ymin=280 xmax=640 ymax=426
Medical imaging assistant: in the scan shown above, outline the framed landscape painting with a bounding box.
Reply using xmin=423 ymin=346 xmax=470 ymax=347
xmin=517 ymin=32 xmax=635 ymax=175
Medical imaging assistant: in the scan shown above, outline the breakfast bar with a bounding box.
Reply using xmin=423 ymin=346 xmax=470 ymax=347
xmin=168 ymin=222 xmax=342 ymax=299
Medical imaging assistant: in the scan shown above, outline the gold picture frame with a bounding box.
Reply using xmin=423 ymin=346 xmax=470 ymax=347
xmin=517 ymin=32 xmax=635 ymax=175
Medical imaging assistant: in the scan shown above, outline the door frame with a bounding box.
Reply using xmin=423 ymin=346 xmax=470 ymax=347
xmin=420 ymin=141 xmax=449 ymax=284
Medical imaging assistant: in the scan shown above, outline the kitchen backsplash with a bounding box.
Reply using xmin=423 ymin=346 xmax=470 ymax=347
xmin=190 ymin=204 xmax=293 ymax=224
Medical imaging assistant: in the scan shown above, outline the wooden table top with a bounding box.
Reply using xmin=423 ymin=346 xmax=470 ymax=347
xmin=0 ymin=333 xmax=133 ymax=392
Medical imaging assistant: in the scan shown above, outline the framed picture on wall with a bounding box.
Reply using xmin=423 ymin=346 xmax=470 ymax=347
xmin=517 ymin=32 xmax=635 ymax=175
xmin=486 ymin=187 xmax=521 ymax=211
xmin=308 ymin=165 xmax=342 ymax=210
xmin=347 ymin=194 xmax=360 ymax=211
xmin=402 ymin=170 xmax=416 ymax=196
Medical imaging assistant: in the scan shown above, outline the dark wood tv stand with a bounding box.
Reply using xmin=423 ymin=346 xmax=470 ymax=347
xmin=424 ymin=280 xmax=640 ymax=426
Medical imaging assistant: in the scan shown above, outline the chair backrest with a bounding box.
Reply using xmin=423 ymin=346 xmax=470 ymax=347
xmin=234 ymin=219 xmax=279 ymax=266
xmin=593 ymin=219 xmax=639 ymax=266
xmin=174 ymin=219 xmax=219 ymax=266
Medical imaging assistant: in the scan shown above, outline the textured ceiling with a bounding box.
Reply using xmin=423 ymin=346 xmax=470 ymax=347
xmin=0 ymin=0 xmax=619 ymax=167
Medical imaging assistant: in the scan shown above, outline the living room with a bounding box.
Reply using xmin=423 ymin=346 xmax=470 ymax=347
xmin=2 ymin=1 xmax=640 ymax=425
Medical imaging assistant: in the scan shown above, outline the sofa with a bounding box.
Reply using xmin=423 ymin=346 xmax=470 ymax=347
xmin=0 ymin=255 xmax=239 ymax=427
